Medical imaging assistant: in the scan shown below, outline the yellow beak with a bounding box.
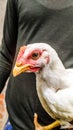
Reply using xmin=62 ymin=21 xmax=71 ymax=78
xmin=13 ymin=63 xmax=30 ymax=77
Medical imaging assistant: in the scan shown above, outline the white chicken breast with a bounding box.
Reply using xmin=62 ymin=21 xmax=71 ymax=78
xmin=13 ymin=43 xmax=73 ymax=129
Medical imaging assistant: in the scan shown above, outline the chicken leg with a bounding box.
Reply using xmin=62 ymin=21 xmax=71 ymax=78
xmin=34 ymin=113 xmax=60 ymax=130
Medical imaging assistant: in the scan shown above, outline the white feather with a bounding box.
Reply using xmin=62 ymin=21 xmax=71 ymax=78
xmin=17 ymin=43 xmax=73 ymax=128
xmin=29 ymin=43 xmax=73 ymax=128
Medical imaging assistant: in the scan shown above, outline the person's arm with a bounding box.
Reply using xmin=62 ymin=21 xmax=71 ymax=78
xmin=0 ymin=0 xmax=18 ymax=93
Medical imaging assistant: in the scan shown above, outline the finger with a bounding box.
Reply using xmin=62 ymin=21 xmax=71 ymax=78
xmin=0 ymin=113 xmax=3 ymax=119
xmin=0 ymin=100 xmax=4 ymax=106
xmin=34 ymin=113 xmax=40 ymax=127
xmin=0 ymin=94 xmax=5 ymax=99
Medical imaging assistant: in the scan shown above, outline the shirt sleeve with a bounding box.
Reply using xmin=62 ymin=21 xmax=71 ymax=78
xmin=0 ymin=0 xmax=18 ymax=92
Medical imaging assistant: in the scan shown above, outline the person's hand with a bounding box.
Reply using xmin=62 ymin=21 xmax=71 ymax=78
xmin=34 ymin=113 xmax=45 ymax=130
xmin=34 ymin=113 xmax=70 ymax=130
xmin=0 ymin=93 xmax=8 ymax=130
xmin=0 ymin=93 xmax=5 ymax=120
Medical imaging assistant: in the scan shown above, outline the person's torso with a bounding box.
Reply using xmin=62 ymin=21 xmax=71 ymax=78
xmin=6 ymin=0 xmax=73 ymax=130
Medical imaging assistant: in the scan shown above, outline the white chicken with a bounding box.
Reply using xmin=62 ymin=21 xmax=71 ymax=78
xmin=13 ymin=43 xmax=73 ymax=130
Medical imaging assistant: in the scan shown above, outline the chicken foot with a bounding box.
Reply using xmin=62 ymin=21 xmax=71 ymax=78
xmin=34 ymin=113 xmax=60 ymax=130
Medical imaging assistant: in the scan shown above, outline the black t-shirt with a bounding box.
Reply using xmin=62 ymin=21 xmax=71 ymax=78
xmin=0 ymin=0 xmax=73 ymax=129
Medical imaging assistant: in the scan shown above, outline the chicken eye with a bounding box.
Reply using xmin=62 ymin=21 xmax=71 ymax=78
xmin=31 ymin=52 xmax=40 ymax=60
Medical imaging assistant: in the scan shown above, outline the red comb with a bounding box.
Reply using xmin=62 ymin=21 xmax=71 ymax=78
xmin=16 ymin=46 xmax=27 ymax=62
